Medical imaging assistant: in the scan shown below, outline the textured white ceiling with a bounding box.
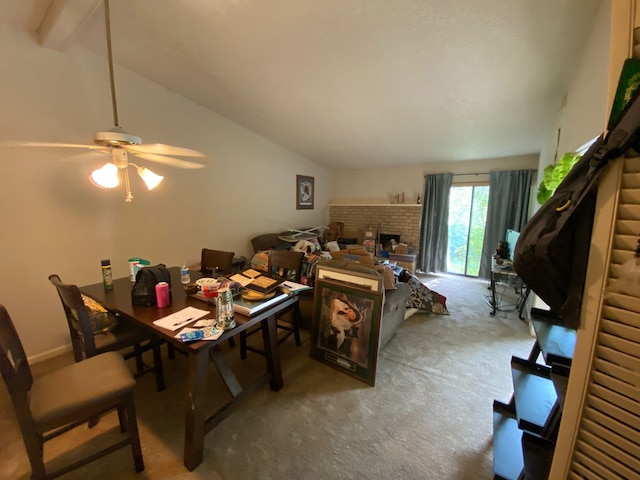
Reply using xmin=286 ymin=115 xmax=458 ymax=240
xmin=16 ymin=0 xmax=604 ymax=169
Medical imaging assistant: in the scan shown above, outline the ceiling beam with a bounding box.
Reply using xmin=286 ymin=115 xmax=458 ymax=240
xmin=37 ymin=0 xmax=102 ymax=51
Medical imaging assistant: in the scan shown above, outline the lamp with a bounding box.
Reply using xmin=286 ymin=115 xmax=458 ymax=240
xmin=136 ymin=167 xmax=163 ymax=190
xmin=89 ymin=163 xmax=120 ymax=189
xmin=89 ymin=149 xmax=164 ymax=202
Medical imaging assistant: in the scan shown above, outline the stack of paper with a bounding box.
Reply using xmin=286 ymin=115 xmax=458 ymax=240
xmin=152 ymin=306 xmax=210 ymax=331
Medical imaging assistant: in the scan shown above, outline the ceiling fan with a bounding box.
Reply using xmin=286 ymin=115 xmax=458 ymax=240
xmin=6 ymin=0 xmax=206 ymax=202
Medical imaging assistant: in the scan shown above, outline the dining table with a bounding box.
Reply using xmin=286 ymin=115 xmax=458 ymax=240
xmin=79 ymin=266 xmax=298 ymax=471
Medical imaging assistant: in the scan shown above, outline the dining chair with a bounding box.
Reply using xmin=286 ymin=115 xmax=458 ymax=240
xmin=0 ymin=304 xmax=144 ymax=479
xmin=200 ymin=248 xmax=235 ymax=276
xmin=48 ymin=274 xmax=165 ymax=392
xmin=240 ymin=249 xmax=304 ymax=359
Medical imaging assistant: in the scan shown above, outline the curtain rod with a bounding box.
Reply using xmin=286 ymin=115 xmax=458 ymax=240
xmin=454 ymin=172 xmax=490 ymax=176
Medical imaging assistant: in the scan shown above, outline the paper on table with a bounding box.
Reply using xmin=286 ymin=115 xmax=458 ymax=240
xmin=153 ymin=306 xmax=210 ymax=331
xmin=279 ymin=280 xmax=313 ymax=295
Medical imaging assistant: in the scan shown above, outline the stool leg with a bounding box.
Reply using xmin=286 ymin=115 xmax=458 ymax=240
xmin=293 ymin=305 xmax=302 ymax=347
xmin=124 ymin=393 xmax=144 ymax=473
xmin=152 ymin=337 xmax=165 ymax=392
xmin=133 ymin=344 xmax=144 ymax=374
xmin=240 ymin=331 xmax=247 ymax=359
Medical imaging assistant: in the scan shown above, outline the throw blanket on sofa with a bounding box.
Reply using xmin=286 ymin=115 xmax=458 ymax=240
xmin=399 ymin=270 xmax=449 ymax=315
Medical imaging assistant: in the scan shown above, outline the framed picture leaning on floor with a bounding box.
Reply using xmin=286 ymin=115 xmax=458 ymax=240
xmin=310 ymin=279 xmax=383 ymax=386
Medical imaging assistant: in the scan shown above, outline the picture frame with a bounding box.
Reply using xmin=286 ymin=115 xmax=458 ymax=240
xmin=296 ymin=175 xmax=314 ymax=210
xmin=315 ymin=264 xmax=382 ymax=292
xmin=310 ymin=279 xmax=383 ymax=386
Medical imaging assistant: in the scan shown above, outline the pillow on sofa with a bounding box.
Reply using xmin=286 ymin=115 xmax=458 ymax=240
xmin=400 ymin=270 xmax=449 ymax=314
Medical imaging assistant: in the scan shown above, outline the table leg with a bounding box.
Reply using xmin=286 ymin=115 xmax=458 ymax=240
xmin=490 ymin=272 xmax=497 ymax=315
xmin=261 ymin=313 xmax=283 ymax=391
xmin=184 ymin=348 xmax=209 ymax=471
xmin=517 ymin=286 xmax=531 ymax=320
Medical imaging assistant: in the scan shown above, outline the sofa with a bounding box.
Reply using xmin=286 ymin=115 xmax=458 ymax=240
xmin=305 ymin=259 xmax=411 ymax=350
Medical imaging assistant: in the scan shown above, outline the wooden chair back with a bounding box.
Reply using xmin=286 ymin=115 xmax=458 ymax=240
xmin=0 ymin=304 xmax=145 ymax=478
xmin=0 ymin=304 xmax=34 ymax=415
xmin=48 ymin=274 xmax=98 ymax=360
xmin=269 ymin=250 xmax=304 ymax=282
xmin=239 ymin=250 xmax=305 ymax=359
xmin=200 ymin=248 xmax=235 ymax=276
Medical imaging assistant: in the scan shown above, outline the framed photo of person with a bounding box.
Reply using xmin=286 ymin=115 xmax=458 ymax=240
xmin=296 ymin=175 xmax=314 ymax=210
xmin=310 ymin=279 xmax=383 ymax=386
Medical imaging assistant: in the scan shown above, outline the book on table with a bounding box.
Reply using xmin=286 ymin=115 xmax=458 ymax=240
xmin=232 ymin=291 xmax=289 ymax=316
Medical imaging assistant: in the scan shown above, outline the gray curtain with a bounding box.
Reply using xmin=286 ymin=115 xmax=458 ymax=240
xmin=478 ymin=169 xmax=534 ymax=278
xmin=418 ymin=173 xmax=453 ymax=273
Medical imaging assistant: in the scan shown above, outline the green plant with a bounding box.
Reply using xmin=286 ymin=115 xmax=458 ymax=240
xmin=536 ymin=152 xmax=581 ymax=204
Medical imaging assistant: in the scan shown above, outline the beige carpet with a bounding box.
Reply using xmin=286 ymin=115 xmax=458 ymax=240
xmin=0 ymin=273 xmax=534 ymax=479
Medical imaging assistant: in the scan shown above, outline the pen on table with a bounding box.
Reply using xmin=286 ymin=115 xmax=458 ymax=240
xmin=173 ymin=317 xmax=193 ymax=327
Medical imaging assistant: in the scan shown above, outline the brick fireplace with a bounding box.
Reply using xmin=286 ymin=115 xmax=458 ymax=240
xmin=327 ymin=204 xmax=422 ymax=252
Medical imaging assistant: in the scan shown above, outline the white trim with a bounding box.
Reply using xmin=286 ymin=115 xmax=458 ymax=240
xmin=28 ymin=343 xmax=73 ymax=365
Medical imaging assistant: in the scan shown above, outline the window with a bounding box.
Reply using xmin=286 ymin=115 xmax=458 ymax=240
xmin=447 ymin=186 xmax=489 ymax=276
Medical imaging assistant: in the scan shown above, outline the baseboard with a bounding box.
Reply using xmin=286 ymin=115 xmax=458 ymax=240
xmin=28 ymin=343 xmax=73 ymax=364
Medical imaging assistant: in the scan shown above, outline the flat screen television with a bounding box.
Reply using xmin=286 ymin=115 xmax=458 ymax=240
xmin=505 ymin=229 xmax=520 ymax=261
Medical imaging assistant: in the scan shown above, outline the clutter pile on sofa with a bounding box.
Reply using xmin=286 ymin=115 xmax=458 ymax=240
xmin=249 ymin=226 xmax=449 ymax=349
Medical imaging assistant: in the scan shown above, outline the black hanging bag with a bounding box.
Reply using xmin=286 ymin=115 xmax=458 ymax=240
xmin=514 ymin=80 xmax=640 ymax=328
xmin=131 ymin=264 xmax=172 ymax=306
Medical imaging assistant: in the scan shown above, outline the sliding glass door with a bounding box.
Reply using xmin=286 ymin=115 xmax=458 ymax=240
xmin=447 ymin=186 xmax=489 ymax=276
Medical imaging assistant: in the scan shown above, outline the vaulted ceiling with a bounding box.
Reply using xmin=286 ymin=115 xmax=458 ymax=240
xmin=11 ymin=0 xmax=603 ymax=169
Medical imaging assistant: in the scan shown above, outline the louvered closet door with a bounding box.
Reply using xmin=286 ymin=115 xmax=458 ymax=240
xmin=568 ymin=157 xmax=640 ymax=479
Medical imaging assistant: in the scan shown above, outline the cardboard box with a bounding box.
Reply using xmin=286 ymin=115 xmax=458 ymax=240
xmin=330 ymin=247 xmax=374 ymax=265
xmin=389 ymin=253 xmax=417 ymax=272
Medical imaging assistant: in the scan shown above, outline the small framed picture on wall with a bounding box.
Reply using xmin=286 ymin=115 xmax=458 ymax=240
xmin=296 ymin=175 xmax=314 ymax=210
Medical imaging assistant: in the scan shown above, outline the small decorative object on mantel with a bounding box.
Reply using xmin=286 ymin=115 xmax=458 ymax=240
xmin=417 ymin=194 xmax=421 ymax=204
xmin=296 ymin=175 xmax=314 ymax=210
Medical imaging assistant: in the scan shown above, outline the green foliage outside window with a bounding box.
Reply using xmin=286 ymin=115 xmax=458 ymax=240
xmin=536 ymin=152 xmax=581 ymax=205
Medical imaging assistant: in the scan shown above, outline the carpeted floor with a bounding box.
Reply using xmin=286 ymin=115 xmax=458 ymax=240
xmin=0 ymin=273 xmax=535 ymax=479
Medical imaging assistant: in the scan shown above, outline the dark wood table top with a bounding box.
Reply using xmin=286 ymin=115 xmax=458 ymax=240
xmin=80 ymin=266 xmax=296 ymax=351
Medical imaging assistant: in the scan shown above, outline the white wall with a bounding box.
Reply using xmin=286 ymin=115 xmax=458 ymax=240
xmin=330 ymin=154 xmax=539 ymax=204
xmin=538 ymin=0 xmax=611 ymax=175
xmin=0 ymin=22 xmax=329 ymax=359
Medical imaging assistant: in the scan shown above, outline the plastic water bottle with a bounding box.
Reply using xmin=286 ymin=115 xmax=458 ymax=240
xmin=180 ymin=263 xmax=191 ymax=284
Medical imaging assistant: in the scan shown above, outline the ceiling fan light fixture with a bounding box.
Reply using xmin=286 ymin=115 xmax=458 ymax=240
xmin=90 ymin=163 xmax=120 ymax=189
xmin=137 ymin=166 xmax=164 ymax=190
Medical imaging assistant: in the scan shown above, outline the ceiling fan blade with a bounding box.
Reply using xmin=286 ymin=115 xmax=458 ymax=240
xmin=61 ymin=150 xmax=112 ymax=163
xmin=0 ymin=141 xmax=103 ymax=150
xmin=124 ymin=143 xmax=206 ymax=158
xmin=129 ymin=152 xmax=206 ymax=169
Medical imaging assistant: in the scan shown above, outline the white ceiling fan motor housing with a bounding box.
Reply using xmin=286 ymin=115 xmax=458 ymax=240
xmin=93 ymin=127 xmax=142 ymax=147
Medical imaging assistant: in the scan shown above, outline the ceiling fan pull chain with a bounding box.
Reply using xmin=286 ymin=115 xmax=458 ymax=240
xmin=123 ymin=166 xmax=133 ymax=202
xmin=104 ymin=0 xmax=119 ymax=128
